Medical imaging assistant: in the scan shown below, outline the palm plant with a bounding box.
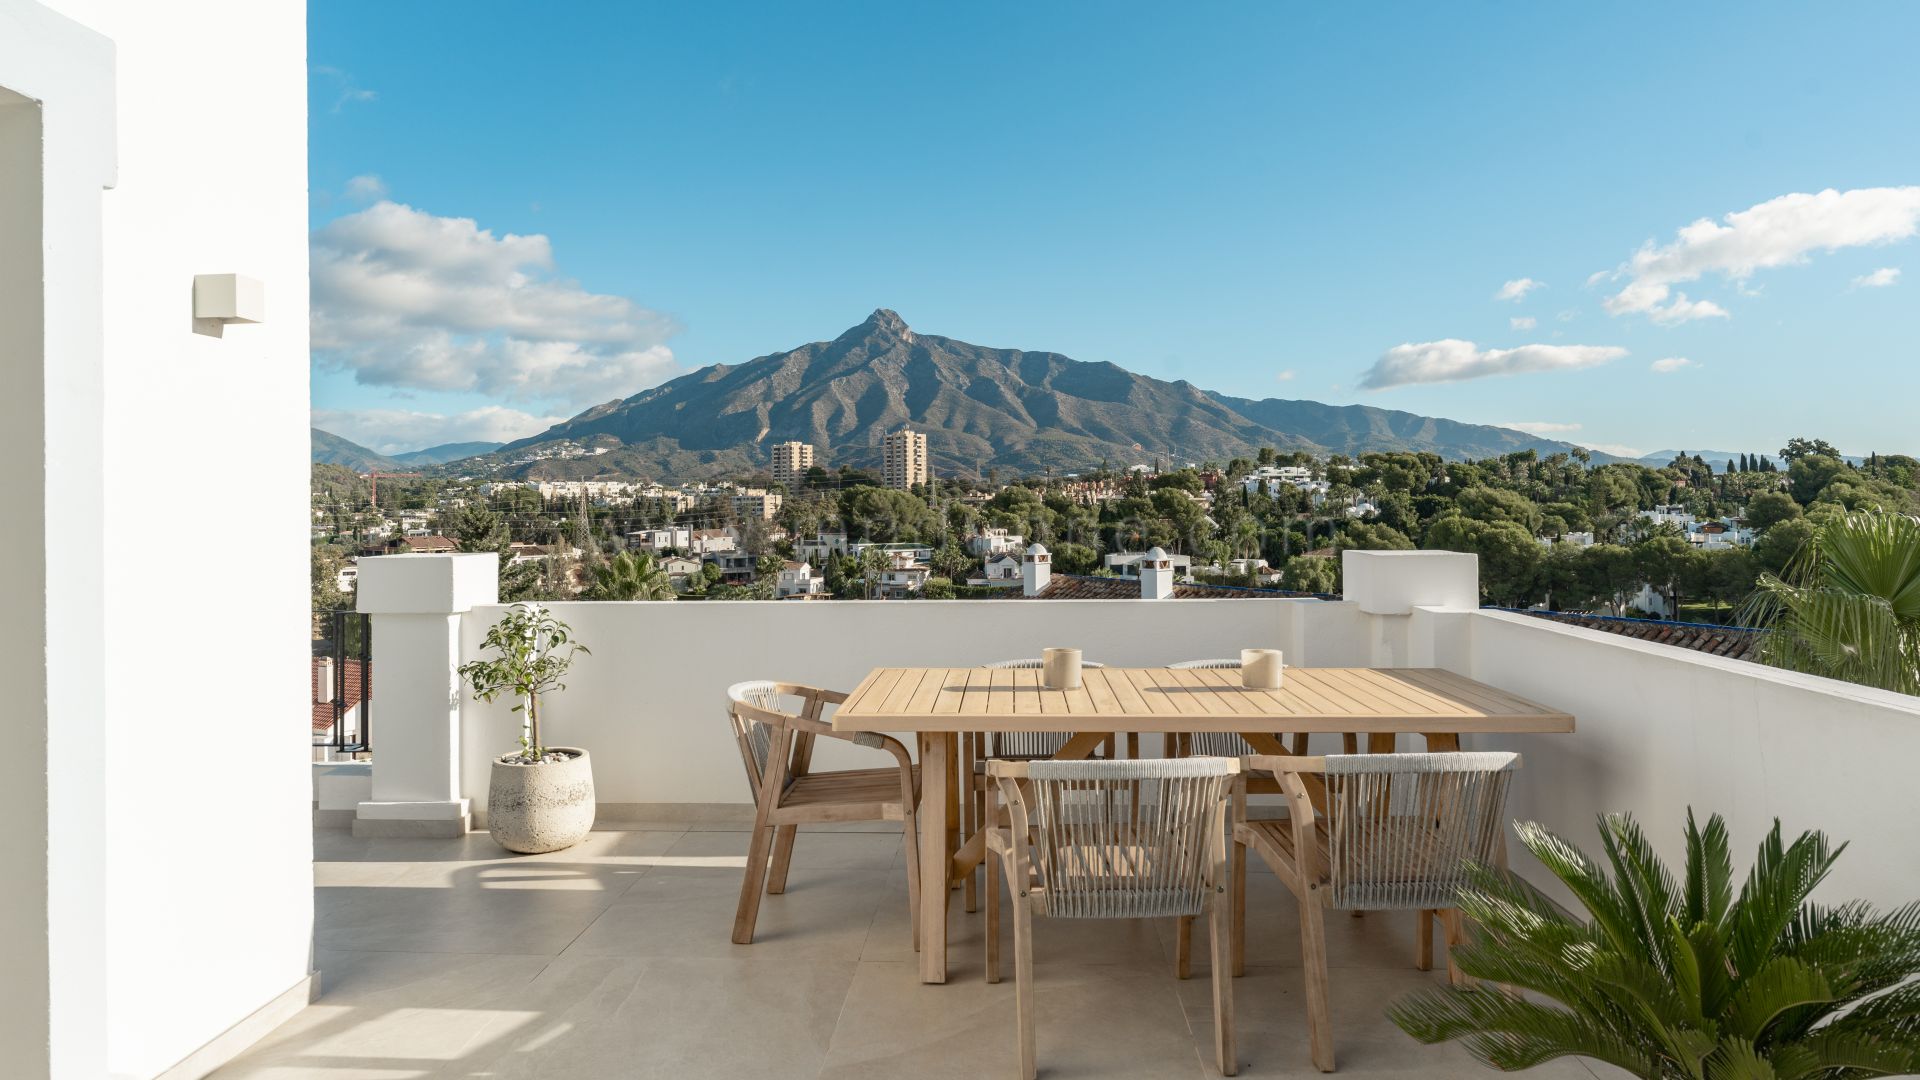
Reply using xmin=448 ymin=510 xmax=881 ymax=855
xmin=1390 ymin=811 xmax=1920 ymax=1077
xmin=589 ymin=550 xmax=677 ymax=601
xmin=1744 ymin=511 xmax=1920 ymax=695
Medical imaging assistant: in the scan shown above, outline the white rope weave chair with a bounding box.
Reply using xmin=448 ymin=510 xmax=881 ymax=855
xmin=1235 ymin=751 xmax=1518 ymax=1072
xmin=725 ymin=681 xmax=922 ymax=948
xmin=985 ymin=758 xmax=1240 ymax=1079
xmin=960 ymin=657 xmax=1112 ymax=914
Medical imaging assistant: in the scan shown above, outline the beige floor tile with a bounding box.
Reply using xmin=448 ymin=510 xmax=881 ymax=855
xmin=561 ymin=861 xmax=890 ymax=962
xmin=819 ymin=960 xmax=1211 ymax=1080
xmin=316 ymin=883 xmax=629 ymax=956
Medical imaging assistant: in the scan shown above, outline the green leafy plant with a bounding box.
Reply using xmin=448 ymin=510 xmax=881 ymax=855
xmin=589 ymin=550 xmax=676 ymax=600
xmin=1744 ymin=511 xmax=1920 ymax=695
xmin=456 ymin=603 xmax=589 ymax=762
xmin=1390 ymin=811 xmax=1920 ymax=1078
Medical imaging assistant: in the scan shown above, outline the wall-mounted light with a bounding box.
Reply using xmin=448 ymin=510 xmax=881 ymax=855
xmin=192 ymin=273 xmax=264 ymax=337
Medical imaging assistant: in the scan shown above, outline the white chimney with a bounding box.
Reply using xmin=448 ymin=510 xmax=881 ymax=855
xmin=1022 ymin=542 xmax=1052 ymax=597
xmin=1140 ymin=546 xmax=1175 ymax=600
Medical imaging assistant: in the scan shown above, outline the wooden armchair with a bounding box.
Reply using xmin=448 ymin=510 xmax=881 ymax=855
xmin=984 ymin=758 xmax=1240 ymax=1079
xmin=727 ymin=680 xmax=922 ymax=947
xmin=1235 ymin=751 xmax=1518 ymax=1072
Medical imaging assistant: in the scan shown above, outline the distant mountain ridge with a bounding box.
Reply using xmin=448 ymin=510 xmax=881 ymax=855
xmin=310 ymin=430 xmax=503 ymax=470
xmin=492 ymin=310 xmax=1601 ymax=480
xmin=311 ymin=428 xmax=399 ymax=472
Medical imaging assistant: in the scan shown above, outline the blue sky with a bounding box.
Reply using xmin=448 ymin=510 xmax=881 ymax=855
xmin=310 ymin=3 xmax=1920 ymax=459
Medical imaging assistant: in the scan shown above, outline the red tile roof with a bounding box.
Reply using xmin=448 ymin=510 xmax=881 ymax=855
xmin=1520 ymin=611 xmax=1766 ymax=661
xmin=995 ymin=575 xmax=1329 ymax=601
xmin=312 ymin=657 xmax=369 ymax=735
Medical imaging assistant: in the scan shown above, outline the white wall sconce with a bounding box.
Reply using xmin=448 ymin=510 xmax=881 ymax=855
xmin=192 ymin=273 xmax=264 ymax=337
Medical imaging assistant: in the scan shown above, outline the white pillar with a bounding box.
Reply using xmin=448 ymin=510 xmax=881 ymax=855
xmin=1022 ymin=542 xmax=1051 ymax=596
xmin=353 ymin=554 xmax=498 ymax=837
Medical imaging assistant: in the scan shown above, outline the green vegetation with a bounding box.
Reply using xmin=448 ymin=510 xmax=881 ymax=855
xmin=1391 ymin=811 xmax=1920 ymax=1077
xmin=456 ymin=604 xmax=588 ymax=762
xmin=1746 ymin=511 xmax=1920 ymax=695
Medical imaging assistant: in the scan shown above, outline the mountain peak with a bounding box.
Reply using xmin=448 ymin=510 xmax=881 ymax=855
xmin=838 ymin=308 xmax=912 ymax=345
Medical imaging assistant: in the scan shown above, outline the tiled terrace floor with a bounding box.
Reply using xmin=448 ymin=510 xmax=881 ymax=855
xmin=215 ymin=823 xmax=1613 ymax=1079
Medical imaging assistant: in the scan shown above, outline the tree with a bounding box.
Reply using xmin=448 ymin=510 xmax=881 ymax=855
xmin=1746 ymin=511 xmax=1920 ymax=695
xmin=1392 ymin=810 xmax=1920 ymax=1077
xmin=1788 ymin=454 xmax=1850 ymax=506
xmin=1426 ymin=514 xmax=1542 ymax=606
xmin=1279 ymin=555 xmax=1338 ymax=594
xmin=588 ymin=551 xmax=676 ymax=601
xmin=456 ymin=604 xmax=589 ymax=762
xmin=1780 ymin=436 xmax=1841 ymax=463
xmin=1744 ymin=490 xmax=1802 ymax=531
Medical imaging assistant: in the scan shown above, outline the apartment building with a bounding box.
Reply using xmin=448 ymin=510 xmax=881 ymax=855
xmin=882 ymin=428 xmax=929 ymax=489
xmin=770 ymin=441 xmax=815 ymax=490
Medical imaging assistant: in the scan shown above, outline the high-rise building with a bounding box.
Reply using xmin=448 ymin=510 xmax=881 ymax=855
xmin=882 ymin=429 xmax=929 ymax=490
xmin=770 ymin=441 xmax=814 ymax=490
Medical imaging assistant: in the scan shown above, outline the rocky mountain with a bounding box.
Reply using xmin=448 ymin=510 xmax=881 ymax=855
xmin=311 ymin=428 xmax=399 ymax=472
xmin=493 ymin=310 xmax=1602 ymax=480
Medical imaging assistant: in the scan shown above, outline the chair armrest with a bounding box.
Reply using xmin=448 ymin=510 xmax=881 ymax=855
xmin=787 ymin=714 xmax=916 ymax=771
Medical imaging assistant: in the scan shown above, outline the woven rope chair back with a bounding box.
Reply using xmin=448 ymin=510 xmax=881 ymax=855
xmin=1318 ymin=751 xmax=1516 ymax=910
xmin=726 ymin=680 xmax=788 ymax=797
xmin=1168 ymin=659 xmax=1254 ymax=757
xmin=983 ymin=658 xmax=1107 ymax=758
xmin=1016 ymin=758 xmax=1236 ymax=920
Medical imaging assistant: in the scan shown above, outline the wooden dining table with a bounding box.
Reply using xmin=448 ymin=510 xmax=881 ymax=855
xmin=833 ymin=664 xmax=1574 ymax=984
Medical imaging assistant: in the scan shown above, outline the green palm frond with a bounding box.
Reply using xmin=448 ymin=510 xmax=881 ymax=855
xmin=1745 ymin=511 xmax=1920 ymax=695
xmin=1391 ymin=811 xmax=1920 ymax=1079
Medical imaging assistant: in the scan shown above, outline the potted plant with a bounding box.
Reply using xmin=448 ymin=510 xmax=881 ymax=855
xmin=457 ymin=603 xmax=594 ymax=853
xmin=1390 ymin=810 xmax=1920 ymax=1077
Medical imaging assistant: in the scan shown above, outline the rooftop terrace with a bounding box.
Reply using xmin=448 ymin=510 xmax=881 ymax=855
xmin=215 ymin=822 xmax=1612 ymax=1080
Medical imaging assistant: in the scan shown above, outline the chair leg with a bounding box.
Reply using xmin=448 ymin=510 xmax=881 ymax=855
xmin=902 ymin=807 xmax=922 ymax=952
xmin=1231 ymin=840 xmax=1248 ymax=977
xmin=1416 ymin=909 xmax=1434 ymax=971
xmin=1441 ymin=908 xmax=1471 ymax=987
xmin=985 ymin=848 xmax=1002 ymax=983
xmin=1175 ymin=915 xmax=1193 ymax=979
xmin=766 ymin=824 xmax=798 ymax=894
xmin=963 ymin=782 xmax=979 ymax=914
xmin=1291 ymin=732 xmax=1308 ymax=756
xmin=731 ymin=820 xmax=776 ymax=945
xmin=1013 ymin=895 xmax=1037 ymax=1080
xmin=1298 ymin=896 xmax=1334 ymax=1072
xmin=1210 ymin=897 xmax=1238 ymax=1076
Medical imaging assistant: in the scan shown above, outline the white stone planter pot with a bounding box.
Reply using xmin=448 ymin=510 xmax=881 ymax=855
xmin=488 ymin=747 xmax=595 ymax=854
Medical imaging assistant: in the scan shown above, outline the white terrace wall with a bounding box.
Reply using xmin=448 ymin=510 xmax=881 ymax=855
xmin=457 ymin=598 xmax=1340 ymax=810
xmin=432 ymin=549 xmax=1920 ymax=916
xmin=1458 ymin=609 xmax=1920 ymax=913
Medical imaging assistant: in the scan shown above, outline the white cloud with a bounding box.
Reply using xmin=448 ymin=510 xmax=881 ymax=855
xmin=1601 ymin=281 xmax=1730 ymax=325
xmin=311 ymin=201 xmax=681 ymax=409
xmin=1359 ymin=339 xmax=1627 ymax=390
xmin=1601 ymin=186 xmax=1920 ymax=321
xmin=312 ymin=65 xmax=377 ymax=113
xmin=1499 ymin=421 xmax=1582 ymax=435
xmin=1274 ymin=369 xmax=1295 ymax=382
xmin=1650 ymin=356 xmax=1696 ymax=373
xmin=1853 ymin=266 xmax=1901 ymax=288
xmin=1495 ymin=278 xmax=1543 ymax=301
xmin=1581 ymin=442 xmax=1647 ymax=459
xmin=313 ymin=406 xmax=565 ymax=455
xmin=343 ymin=174 xmax=388 ymax=201
xmin=1509 ymin=316 xmax=1536 ymax=330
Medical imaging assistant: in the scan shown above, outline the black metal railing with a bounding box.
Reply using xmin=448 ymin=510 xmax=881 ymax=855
xmin=315 ymin=609 xmax=372 ymax=755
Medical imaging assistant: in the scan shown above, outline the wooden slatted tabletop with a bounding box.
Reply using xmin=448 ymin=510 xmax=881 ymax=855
xmin=833 ymin=666 xmax=1574 ymax=733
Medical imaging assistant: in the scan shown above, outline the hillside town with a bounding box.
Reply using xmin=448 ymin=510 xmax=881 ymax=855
xmin=313 ymin=429 xmax=1911 ymax=628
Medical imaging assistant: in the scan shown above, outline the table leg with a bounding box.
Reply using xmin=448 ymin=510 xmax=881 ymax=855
xmin=919 ymin=732 xmax=953 ymax=983
xmin=1422 ymin=732 xmax=1460 ymax=752
xmin=1368 ymin=733 xmax=1395 ymax=754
